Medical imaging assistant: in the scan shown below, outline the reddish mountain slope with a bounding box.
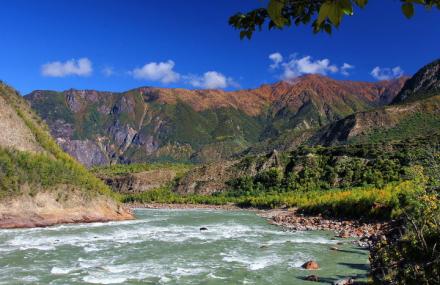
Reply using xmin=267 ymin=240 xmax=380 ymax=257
xmin=26 ymin=75 xmax=406 ymax=166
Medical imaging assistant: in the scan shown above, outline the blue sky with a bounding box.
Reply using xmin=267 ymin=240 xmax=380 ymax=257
xmin=0 ymin=0 xmax=439 ymax=94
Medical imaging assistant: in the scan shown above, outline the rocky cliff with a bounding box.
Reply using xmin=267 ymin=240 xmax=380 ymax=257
xmin=0 ymin=82 xmax=133 ymax=228
xmin=392 ymin=58 xmax=440 ymax=104
xmin=175 ymin=150 xmax=284 ymax=195
xmin=26 ymin=75 xmax=406 ymax=167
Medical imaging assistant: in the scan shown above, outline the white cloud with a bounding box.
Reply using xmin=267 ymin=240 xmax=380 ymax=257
xmin=102 ymin=66 xmax=114 ymax=77
xmin=131 ymin=60 xmax=180 ymax=84
xmin=128 ymin=59 xmax=237 ymax=89
xmin=41 ymin=58 xmax=92 ymax=77
xmin=269 ymin=53 xmax=352 ymax=80
xmin=341 ymin=63 xmax=355 ymax=76
xmin=281 ymin=55 xmax=339 ymax=80
xmin=370 ymin=66 xmax=404 ymax=80
xmin=269 ymin=52 xmax=283 ymax=69
xmin=186 ymin=71 xmax=239 ymax=89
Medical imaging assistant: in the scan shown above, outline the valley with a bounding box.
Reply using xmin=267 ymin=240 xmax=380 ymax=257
xmin=1 ymin=58 xmax=439 ymax=284
xmin=1 ymin=1 xmax=439 ymax=284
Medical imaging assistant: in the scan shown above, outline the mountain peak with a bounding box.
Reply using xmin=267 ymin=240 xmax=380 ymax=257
xmin=392 ymin=58 xmax=440 ymax=104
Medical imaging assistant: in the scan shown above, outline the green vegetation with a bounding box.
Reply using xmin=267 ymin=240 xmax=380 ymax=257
xmin=122 ymin=180 xmax=422 ymax=220
xmin=0 ymin=148 xmax=106 ymax=199
xmin=371 ymin=174 xmax=440 ymax=284
xmin=229 ymin=0 xmax=439 ymax=39
xmin=228 ymin=142 xmax=424 ymax=197
xmin=237 ymin=180 xmax=425 ymax=219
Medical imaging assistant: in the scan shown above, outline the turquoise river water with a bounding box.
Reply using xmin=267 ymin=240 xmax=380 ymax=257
xmin=0 ymin=209 xmax=369 ymax=284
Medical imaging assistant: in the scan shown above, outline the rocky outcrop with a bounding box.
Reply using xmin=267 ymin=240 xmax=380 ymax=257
xmin=57 ymin=138 xmax=109 ymax=167
xmin=99 ymin=169 xmax=178 ymax=194
xmin=0 ymin=186 xmax=132 ymax=229
xmin=175 ymin=150 xmax=284 ymax=194
xmin=175 ymin=160 xmax=239 ymax=195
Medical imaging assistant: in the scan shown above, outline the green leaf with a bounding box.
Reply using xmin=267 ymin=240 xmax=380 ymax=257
xmin=317 ymin=2 xmax=332 ymax=25
xmin=267 ymin=0 xmax=287 ymax=27
xmin=402 ymin=3 xmax=415 ymax=18
xmin=327 ymin=2 xmax=343 ymax=26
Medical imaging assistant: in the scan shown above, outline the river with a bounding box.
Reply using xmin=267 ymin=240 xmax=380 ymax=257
xmin=0 ymin=209 xmax=369 ymax=284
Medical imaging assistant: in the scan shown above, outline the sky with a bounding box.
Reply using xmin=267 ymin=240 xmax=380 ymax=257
xmin=0 ymin=0 xmax=439 ymax=94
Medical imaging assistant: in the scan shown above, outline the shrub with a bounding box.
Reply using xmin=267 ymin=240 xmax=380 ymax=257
xmin=370 ymin=190 xmax=440 ymax=284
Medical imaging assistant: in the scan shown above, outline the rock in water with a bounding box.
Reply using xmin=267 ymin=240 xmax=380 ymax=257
xmin=305 ymin=275 xmax=319 ymax=282
xmin=338 ymin=230 xmax=350 ymax=238
xmin=200 ymin=227 xmax=208 ymax=231
xmin=333 ymin=278 xmax=354 ymax=285
xmin=301 ymin=260 xmax=319 ymax=270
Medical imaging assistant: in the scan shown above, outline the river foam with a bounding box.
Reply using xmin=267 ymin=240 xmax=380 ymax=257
xmin=0 ymin=209 xmax=369 ymax=285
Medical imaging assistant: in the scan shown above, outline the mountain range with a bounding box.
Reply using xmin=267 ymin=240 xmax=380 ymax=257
xmin=25 ymin=74 xmax=408 ymax=167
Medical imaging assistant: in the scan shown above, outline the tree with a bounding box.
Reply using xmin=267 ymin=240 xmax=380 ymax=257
xmin=229 ymin=0 xmax=440 ymax=39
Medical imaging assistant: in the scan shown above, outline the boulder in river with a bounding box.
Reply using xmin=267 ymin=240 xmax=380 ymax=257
xmin=302 ymin=260 xmax=319 ymax=270
xmin=333 ymin=278 xmax=354 ymax=285
xmin=305 ymin=275 xmax=319 ymax=282
xmin=200 ymin=227 xmax=208 ymax=231
xmin=338 ymin=230 xmax=350 ymax=238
